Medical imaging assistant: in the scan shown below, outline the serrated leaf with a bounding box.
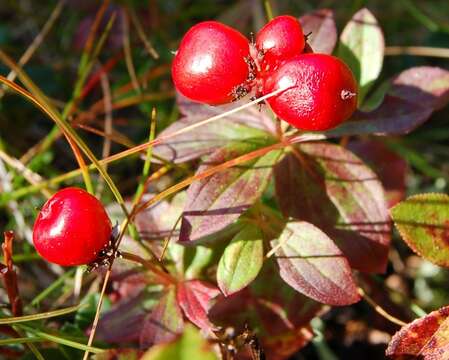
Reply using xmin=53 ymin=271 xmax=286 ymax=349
xmin=299 ymin=9 xmax=337 ymax=54
xmin=271 ymin=221 xmax=359 ymax=306
xmin=274 ymin=143 xmax=390 ymax=273
xmin=153 ymin=94 xmax=276 ymax=163
xmin=386 ymin=306 xmax=449 ymax=359
xmin=141 ymin=324 xmax=218 ymax=360
xmin=179 ymin=142 xmax=282 ymax=242
xmin=349 ymin=139 xmax=407 ymax=208
xmin=338 ymin=8 xmax=384 ymax=103
xmin=391 ymin=193 xmax=449 ymax=267
xmin=177 ymin=280 xmax=220 ymax=331
xmin=217 ymin=223 xmax=264 ymax=295
xmin=209 ymin=260 xmax=322 ymax=359
xmin=329 ymin=66 xmax=449 ymax=137
xmin=140 ymin=286 xmax=184 ymax=348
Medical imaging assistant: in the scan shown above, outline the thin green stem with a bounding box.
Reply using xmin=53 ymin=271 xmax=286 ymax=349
xmin=128 ymin=108 xmax=157 ymax=243
xmin=132 ymin=108 xmax=157 ymax=206
xmin=263 ymin=0 xmax=274 ymax=21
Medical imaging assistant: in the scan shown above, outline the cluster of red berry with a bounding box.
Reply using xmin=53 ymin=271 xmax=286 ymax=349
xmin=172 ymin=16 xmax=358 ymax=131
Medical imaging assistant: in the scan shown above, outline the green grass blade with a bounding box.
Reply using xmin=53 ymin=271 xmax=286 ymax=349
xmin=0 ymin=305 xmax=82 ymax=324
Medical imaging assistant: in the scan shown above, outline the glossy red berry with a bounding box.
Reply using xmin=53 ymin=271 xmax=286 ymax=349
xmin=33 ymin=187 xmax=112 ymax=266
xmin=172 ymin=21 xmax=252 ymax=105
xmin=256 ymin=15 xmax=306 ymax=72
xmin=263 ymin=54 xmax=358 ymax=131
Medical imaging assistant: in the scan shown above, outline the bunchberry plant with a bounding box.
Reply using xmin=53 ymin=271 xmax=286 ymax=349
xmin=0 ymin=3 xmax=448 ymax=360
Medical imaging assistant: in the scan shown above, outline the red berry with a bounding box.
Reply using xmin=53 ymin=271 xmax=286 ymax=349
xmin=172 ymin=21 xmax=252 ymax=105
xmin=256 ymin=15 xmax=306 ymax=72
xmin=263 ymin=54 xmax=358 ymax=131
xmin=33 ymin=187 xmax=112 ymax=266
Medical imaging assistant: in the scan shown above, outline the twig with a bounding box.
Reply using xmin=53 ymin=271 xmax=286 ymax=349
xmin=121 ymin=251 xmax=173 ymax=284
xmin=357 ymin=287 xmax=407 ymax=327
xmin=82 ymin=269 xmax=110 ymax=360
xmin=122 ymin=12 xmax=141 ymax=93
xmin=128 ymin=7 xmax=159 ymax=60
xmin=96 ymin=71 xmax=113 ymax=196
xmin=385 ymin=46 xmax=449 ymax=58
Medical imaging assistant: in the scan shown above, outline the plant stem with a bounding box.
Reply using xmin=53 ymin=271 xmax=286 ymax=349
xmin=357 ymin=287 xmax=406 ymax=327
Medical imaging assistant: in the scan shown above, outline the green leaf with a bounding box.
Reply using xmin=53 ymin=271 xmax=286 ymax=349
xmin=141 ymin=324 xmax=218 ymax=360
xmin=217 ymin=223 xmax=264 ymax=295
xmin=184 ymin=246 xmax=214 ymax=280
xmin=391 ymin=193 xmax=449 ymax=267
xmin=338 ymin=8 xmax=384 ymax=104
xmin=154 ymin=94 xmax=276 ymax=163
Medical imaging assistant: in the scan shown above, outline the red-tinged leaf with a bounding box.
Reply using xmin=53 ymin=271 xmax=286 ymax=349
xmin=141 ymin=324 xmax=219 ymax=360
xmin=338 ymin=8 xmax=384 ymax=103
xmin=179 ymin=143 xmax=282 ymax=242
xmin=177 ymin=280 xmax=220 ymax=330
xmin=386 ymin=306 xmax=449 ymax=359
xmin=299 ymin=9 xmax=337 ymax=55
xmin=153 ymin=94 xmax=276 ymax=163
xmin=209 ymin=260 xmax=322 ymax=360
xmin=391 ymin=193 xmax=449 ymax=267
xmin=96 ymin=291 xmax=149 ymax=344
xmin=140 ymin=286 xmax=184 ymax=349
xmin=349 ymin=139 xmax=408 ymax=208
xmin=329 ymin=66 xmax=449 ymax=137
xmin=217 ymin=223 xmax=264 ymax=296
xmin=274 ymin=143 xmax=390 ymax=273
xmin=93 ymin=349 xmax=144 ymax=360
xmin=389 ymin=66 xmax=449 ymax=110
xmin=135 ymin=193 xmax=186 ymax=259
xmin=336 ymin=96 xmax=433 ymax=136
xmin=272 ymin=221 xmax=360 ymax=306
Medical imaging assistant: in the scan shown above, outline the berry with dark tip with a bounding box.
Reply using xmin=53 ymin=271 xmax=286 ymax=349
xmin=172 ymin=21 xmax=253 ymax=105
xmin=33 ymin=187 xmax=112 ymax=266
xmin=263 ymin=53 xmax=358 ymax=131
